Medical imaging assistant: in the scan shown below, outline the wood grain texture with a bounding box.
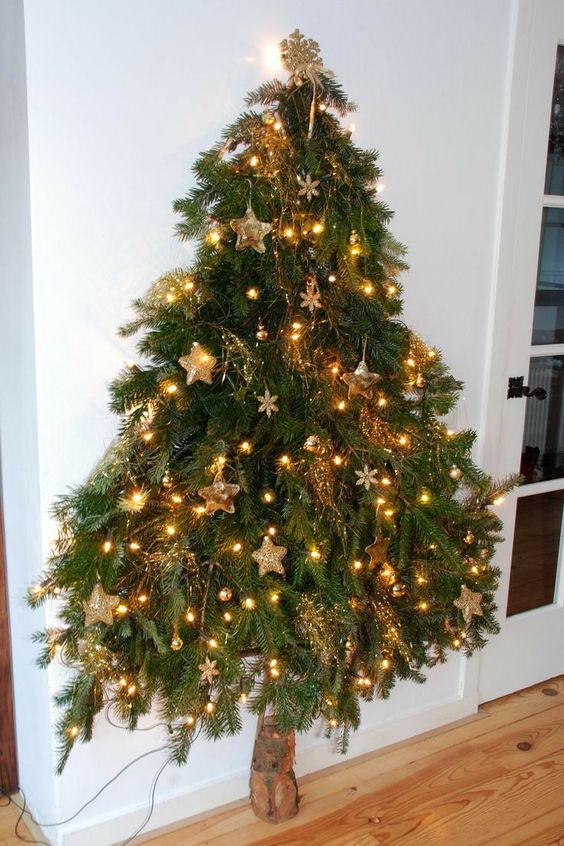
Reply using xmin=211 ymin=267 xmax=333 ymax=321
xmin=2 ymin=678 xmax=564 ymax=846
xmin=137 ymin=676 xmax=564 ymax=846
xmin=0 ymin=486 xmax=18 ymax=794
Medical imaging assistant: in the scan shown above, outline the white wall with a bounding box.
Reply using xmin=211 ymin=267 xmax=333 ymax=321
xmin=0 ymin=0 xmax=57 ymax=827
xmin=15 ymin=1 xmax=515 ymax=843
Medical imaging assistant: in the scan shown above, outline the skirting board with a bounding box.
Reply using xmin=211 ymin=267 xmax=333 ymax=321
xmin=42 ymin=691 xmax=479 ymax=846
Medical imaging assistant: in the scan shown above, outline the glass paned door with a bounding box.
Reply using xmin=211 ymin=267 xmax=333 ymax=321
xmin=506 ymin=46 xmax=564 ymax=618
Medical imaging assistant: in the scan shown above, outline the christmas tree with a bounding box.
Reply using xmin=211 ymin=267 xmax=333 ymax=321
xmin=30 ymin=30 xmax=516 ymax=777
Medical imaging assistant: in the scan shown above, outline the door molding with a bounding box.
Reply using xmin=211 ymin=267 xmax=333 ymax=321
xmin=0 ymin=477 xmax=18 ymax=794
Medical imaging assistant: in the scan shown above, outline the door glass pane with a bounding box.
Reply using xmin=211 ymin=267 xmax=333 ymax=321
xmin=545 ymin=45 xmax=564 ymax=195
xmin=521 ymin=355 xmax=564 ymax=483
xmin=532 ymin=208 xmax=564 ymax=345
xmin=507 ymin=490 xmax=564 ymax=616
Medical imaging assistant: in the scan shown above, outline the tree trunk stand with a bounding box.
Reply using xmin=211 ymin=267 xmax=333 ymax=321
xmin=250 ymin=715 xmax=300 ymax=823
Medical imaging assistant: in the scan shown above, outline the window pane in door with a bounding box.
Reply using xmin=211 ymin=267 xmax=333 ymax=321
xmin=521 ymin=355 xmax=564 ymax=483
xmin=531 ymin=208 xmax=564 ymax=345
xmin=507 ymin=490 xmax=564 ymax=616
xmin=545 ymin=45 xmax=564 ymax=195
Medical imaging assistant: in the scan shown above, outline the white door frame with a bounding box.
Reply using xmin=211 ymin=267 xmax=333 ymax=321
xmin=479 ymin=0 xmax=564 ymax=702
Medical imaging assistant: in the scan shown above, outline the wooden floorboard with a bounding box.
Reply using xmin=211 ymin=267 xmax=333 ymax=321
xmin=2 ymin=677 xmax=564 ymax=845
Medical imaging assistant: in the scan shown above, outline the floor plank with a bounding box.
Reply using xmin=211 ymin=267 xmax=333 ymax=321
xmin=2 ymin=677 xmax=563 ymax=846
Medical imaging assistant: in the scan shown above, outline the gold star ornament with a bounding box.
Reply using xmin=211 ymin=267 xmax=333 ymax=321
xmin=342 ymin=359 xmax=381 ymax=400
xmin=199 ymin=656 xmax=220 ymax=685
xmin=230 ymin=205 xmax=272 ymax=254
xmin=365 ymin=537 xmax=390 ymax=569
xmin=453 ymin=584 xmax=483 ymax=624
xmin=83 ymin=583 xmax=120 ymax=627
xmin=198 ymin=470 xmax=240 ymax=515
xmin=252 ymin=535 xmax=287 ymax=577
xmin=178 ymin=343 xmax=216 ymax=386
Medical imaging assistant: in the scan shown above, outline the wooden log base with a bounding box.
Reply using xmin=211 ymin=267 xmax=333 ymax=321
xmin=250 ymin=716 xmax=299 ymax=823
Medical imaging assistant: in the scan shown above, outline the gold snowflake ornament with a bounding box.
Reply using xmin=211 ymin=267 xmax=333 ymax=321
xmin=280 ymin=29 xmax=333 ymax=85
xmin=83 ymin=583 xmax=120 ymax=627
xmin=355 ymin=465 xmax=378 ymax=491
xmin=230 ymin=205 xmax=272 ymax=254
xmin=257 ymin=387 xmax=279 ymax=417
xmin=252 ymin=535 xmax=287 ymax=577
xmin=454 ymin=585 xmax=483 ymax=624
xmin=300 ymin=276 xmax=322 ymax=313
xmin=199 ymin=656 xmax=220 ymax=685
xmin=297 ymin=172 xmax=320 ymax=201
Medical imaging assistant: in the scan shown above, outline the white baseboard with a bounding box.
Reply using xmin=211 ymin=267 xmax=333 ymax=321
xmin=40 ymin=692 xmax=477 ymax=846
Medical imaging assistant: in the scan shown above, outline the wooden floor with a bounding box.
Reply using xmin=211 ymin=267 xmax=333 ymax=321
xmin=3 ymin=677 xmax=564 ymax=845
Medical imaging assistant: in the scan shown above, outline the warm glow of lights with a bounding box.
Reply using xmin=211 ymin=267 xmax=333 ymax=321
xmin=216 ymin=455 xmax=226 ymax=467
xmin=353 ymin=560 xmax=363 ymax=571
xmin=194 ymin=505 xmax=206 ymax=515
xmin=171 ymin=494 xmax=183 ymax=504
xmin=208 ymin=638 xmax=218 ymax=649
xmin=142 ymin=431 xmax=154 ymax=442
xmin=186 ymin=609 xmax=196 ymax=623
xmin=280 ymin=454 xmax=290 ymax=465
xmin=363 ymin=283 xmax=374 ymax=295
xmin=446 ymin=428 xmax=455 ymax=438
xmin=246 ymin=287 xmax=259 ymax=300
xmin=319 ymin=103 xmax=327 ymax=112
xmin=68 ymin=726 xmax=79 ymax=739
xmin=350 ymin=245 xmax=361 ymax=256
xmin=102 ymin=540 xmax=112 ymax=554
xmin=427 ymin=349 xmax=437 ymax=359
xmin=119 ymin=677 xmax=128 ymax=687
xmin=186 ymin=715 xmax=195 ymax=726
xmin=232 ymin=542 xmax=242 ymax=553
xmin=262 ymin=42 xmax=283 ymax=72
xmin=381 ymin=476 xmax=391 ymax=486
xmin=493 ymin=495 xmax=505 ymax=506
xmin=240 ymin=692 xmax=248 ymax=703
xmin=166 ymin=291 xmax=175 ymax=303
xmin=416 ymin=575 xmax=427 ymax=585
xmin=328 ymin=274 xmax=337 ymax=282
xmin=239 ymin=440 xmax=252 ymax=453
xmin=243 ymin=597 xmax=256 ymax=610
xmin=329 ymin=718 xmax=338 ymax=727
xmin=398 ymin=434 xmax=409 ymax=446
xmin=309 ymin=548 xmax=321 ymax=560
xmin=419 ymin=492 xmax=431 ymax=504
xmin=337 ymin=400 xmax=347 ymax=411
xmin=185 ymin=280 xmax=195 ymax=291
xmin=376 ymin=496 xmax=386 ymax=506
xmin=384 ymin=508 xmax=395 ymax=518
xmin=268 ymin=526 xmax=277 ymax=536
xmin=377 ymin=396 xmax=387 ymax=408
xmin=406 ymin=357 xmax=416 ymax=368
xmin=116 ymin=603 xmax=128 ymax=615
xmin=138 ymin=594 xmax=148 ymax=604
xmin=312 ymin=222 xmax=324 ymax=235
xmin=270 ymin=592 xmax=280 ymax=604
xmin=330 ymin=364 xmax=340 ymax=375
xmin=207 ymin=229 xmax=221 ymax=246
xmin=224 ymin=611 xmax=232 ymax=623
xmin=250 ymin=155 xmax=259 ymax=168
xmin=283 ymin=227 xmax=294 ymax=238
xmin=127 ymin=684 xmax=137 ymax=696
xmin=263 ymin=491 xmax=274 ymax=503
xmin=270 ymin=666 xmax=280 ymax=678
xmin=206 ymin=701 xmax=215 ymax=714
xmin=333 ymin=455 xmax=343 ymax=466
xmin=166 ymin=383 xmax=178 ymax=395
xmin=418 ymin=600 xmax=429 ymax=612
xmin=381 ymin=658 xmax=391 ymax=670
xmin=453 ymin=638 xmax=461 ymax=649
xmin=387 ymin=284 xmax=397 ymax=296
xmin=129 ymin=542 xmax=141 ymax=551
xmin=166 ymin=525 xmax=176 ymax=536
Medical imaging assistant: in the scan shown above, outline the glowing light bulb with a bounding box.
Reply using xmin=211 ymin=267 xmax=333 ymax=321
xmin=283 ymin=227 xmax=294 ymax=238
xmin=185 ymin=280 xmax=195 ymax=292
xmin=333 ymin=455 xmax=343 ymax=466
xmin=363 ymin=283 xmax=374 ymax=295
xmin=263 ymin=491 xmax=274 ymax=503
xmin=186 ymin=715 xmax=195 ymax=726
xmin=224 ymin=611 xmax=233 ymax=623
xmin=270 ymin=592 xmax=280 ymax=604
xmin=194 ymin=505 xmax=206 ymax=515
xmin=208 ymin=638 xmax=218 ymax=649
xmin=328 ymin=274 xmax=337 ymax=282
xmin=138 ymin=594 xmax=148 ymax=604
xmin=246 ymin=287 xmax=259 ymax=300
xmin=419 ymin=492 xmax=430 ymax=504
xmin=166 ymin=383 xmax=178 ymax=395
xmin=239 ymin=440 xmax=252 ymax=453
xmin=418 ymin=601 xmax=429 ymax=612
xmin=186 ymin=609 xmax=196 ymax=623
xmin=68 ymin=726 xmax=79 ymax=739
xmin=206 ymin=701 xmax=215 ymax=714
xmin=207 ymin=229 xmax=221 ymax=246
xmin=116 ymin=603 xmax=128 ymax=615
xmin=127 ymin=683 xmax=137 ymax=696
xmin=381 ymin=658 xmax=391 ymax=670
xmin=243 ymin=597 xmax=256 ymax=610
xmin=232 ymin=542 xmax=242 ymax=553
xmin=280 ymin=454 xmax=290 ymax=465
xmin=337 ymin=400 xmax=347 ymax=411
xmin=309 ymin=548 xmax=321 ymax=560
xmin=268 ymin=526 xmax=277 ymax=536
xmin=493 ymin=495 xmax=505 ymax=506
xmin=312 ymin=222 xmax=324 ymax=235
xmin=250 ymin=155 xmax=259 ymax=168
xmin=102 ymin=540 xmax=112 ymax=554
xmin=166 ymin=525 xmax=176 ymax=536
xmin=353 ymin=560 xmax=363 ymax=571
xmin=240 ymin=692 xmax=248 ymax=703
xmin=142 ymin=431 xmax=154 ymax=442
xmin=381 ymin=476 xmax=391 ymax=486
xmin=387 ymin=284 xmax=397 ymax=296
xmin=129 ymin=542 xmax=141 ymax=551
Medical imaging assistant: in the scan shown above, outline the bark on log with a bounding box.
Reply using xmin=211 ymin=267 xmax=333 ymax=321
xmin=250 ymin=715 xmax=300 ymax=823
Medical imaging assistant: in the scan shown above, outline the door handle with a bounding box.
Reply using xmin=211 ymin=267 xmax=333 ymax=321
xmin=507 ymin=376 xmax=547 ymax=400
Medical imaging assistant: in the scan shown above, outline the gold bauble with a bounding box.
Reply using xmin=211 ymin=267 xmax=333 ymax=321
xmin=391 ymin=582 xmax=407 ymax=598
xmin=170 ymin=634 xmax=183 ymax=651
xmin=217 ymin=587 xmax=233 ymax=602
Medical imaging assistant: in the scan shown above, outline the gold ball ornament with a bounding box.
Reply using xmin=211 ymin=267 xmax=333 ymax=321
xmin=262 ymin=110 xmax=275 ymax=125
xmin=342 ymin=359 xmax=381 ymax=400
xmin=217 ymin=587 xmax=233 ymax=602
xmin=349 ymin=230 xmax=360 ymax=245
xmin=83 ymin=584 xmax=120 ymax=627
xmin=256 ymin=324 xmax=269 ymax=341
xmin=463 ymin=531 xmax=475 ymax=545
xmin=198 ymin=469 xmax=241 ymax=516
xmin=230 ymin=205 xmax=273 ymax=254
xmin=178 ymin=343 xmax=216 ymax=386
xmin=391 ymin=582 xmax=407 ymax=598
xmin=170 ymin=633 xmax=183 ymax=651
xmin=449 ymin=466 xmax=462 ymax=481
xmin=251 ymin=535 xmax=287 ymax=577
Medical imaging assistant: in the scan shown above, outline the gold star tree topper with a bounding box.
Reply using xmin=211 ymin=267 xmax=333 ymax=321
xmin=198 ymin=469 xmax=241 ymax=515
xmin=342 ymin=359 xmax=381 ymax=399
xmin=198 ymin=656 xmax=220 ymax=685
xmin=252 ymin=535 xmax=287 ymax=577
xmin=230 ymin=205 xmax=272 ymax=254
xmin=365 ymin=537 xmax=390 ymax=569
xmin=178 ymin=343 xmax=216 ymax=385
xmin=454 ymin=584 xmax=483 ymax=624
xmin=83 ymin=583 xmax=120 ymax=626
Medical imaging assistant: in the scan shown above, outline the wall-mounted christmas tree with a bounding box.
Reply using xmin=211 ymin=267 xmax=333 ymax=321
xmin=30 ymin=30 xmax=516 ymax=823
